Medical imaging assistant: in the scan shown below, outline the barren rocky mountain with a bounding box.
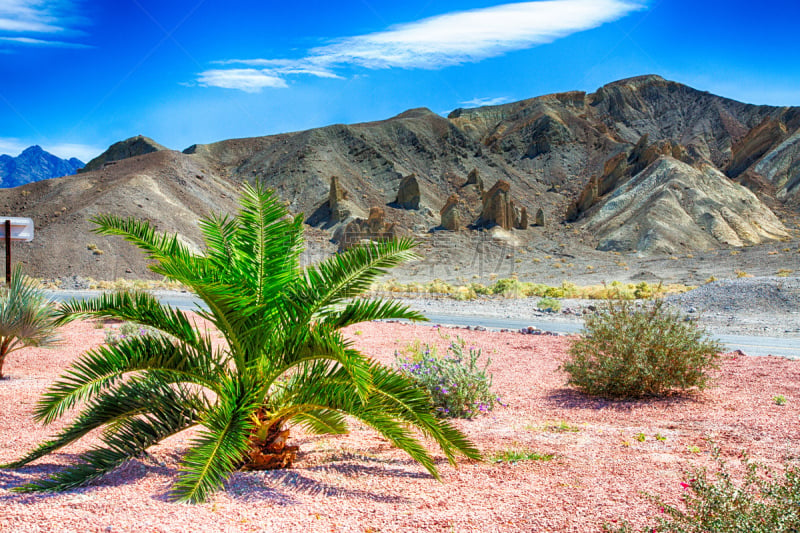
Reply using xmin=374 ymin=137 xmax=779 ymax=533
xmin=79 ymin=135 xmax=167 ymax=173
xmin=0 ymin=146 xmax=83 ymax=188
xmin=3 ymin=75 xmax=799 ymax=283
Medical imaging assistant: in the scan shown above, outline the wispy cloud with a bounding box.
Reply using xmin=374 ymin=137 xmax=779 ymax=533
xmin=0 ymin=0 xmax=87 ymax=49
xmin=199 ymin=0 xmax=643 ymax=92
xmin=461 ymin=96 xmax=511 ymax=107
xmin=0 ymin=36 xmax=89 ymax=48
xmin=197 ymin=69 xmax=289 ymax=92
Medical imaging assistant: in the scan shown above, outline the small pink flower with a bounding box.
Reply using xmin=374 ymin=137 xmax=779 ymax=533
xmin=680 ymin=482 xmax=691 ymax=490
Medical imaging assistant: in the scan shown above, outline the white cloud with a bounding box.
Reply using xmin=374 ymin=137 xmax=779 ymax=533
xmin=199 ymin=59 xmax=343 ymax=91
xmin=0 ymin=36 xmax=89 ymax=48
xmin=0 ymin=0 xmax=86 ymax=48
xmin=460 ymin=96 xmax=511 ymax=107
xmin=197 ymin=68 xmax=289 ymax=92
xmin=201 ymin=0 xmax=643 ymax=91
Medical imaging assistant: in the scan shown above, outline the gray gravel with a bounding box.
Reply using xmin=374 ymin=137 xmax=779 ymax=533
xmin=664 ymin=276 xmax=800 ymax=337
xmin=389 ymin=277 xmax=800 ymax=339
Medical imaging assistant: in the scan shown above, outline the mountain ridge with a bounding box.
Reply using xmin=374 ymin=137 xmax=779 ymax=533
xmin=0 ymin=146 xmax=83 ymax=188
xmin=1 ymin=75 xmax=799 ymax=282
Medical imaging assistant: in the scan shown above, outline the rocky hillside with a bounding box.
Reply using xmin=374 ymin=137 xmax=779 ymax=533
xmin=0 ymin=146 xmax=83 ymax=188
xmin=1 ymin=75 xmax=799 ymax=281
xmin=80 ymin=135 xmax=167 ymax=173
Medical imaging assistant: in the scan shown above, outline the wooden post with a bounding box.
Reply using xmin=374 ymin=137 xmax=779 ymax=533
xmin=5 ymin=219 xmax=10 ymax=285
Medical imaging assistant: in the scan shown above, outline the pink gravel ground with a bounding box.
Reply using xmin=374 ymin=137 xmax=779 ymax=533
xmin=1 ymin=317 xmax=799 ymax=532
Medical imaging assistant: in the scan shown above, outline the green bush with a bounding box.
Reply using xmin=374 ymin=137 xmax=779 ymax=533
xmin=396 ymin=336 xmax=497 ymax=418
xmin=605 ymin=447 xmax=800 ymax=532
xmin=491 ymin=278 xmax=525 ymax=298
xmin=561 ymin=299 xmax=722 ymax=398
xmin=103 ymin=321 xmax=164 ymax=345
xmin=536 ymin=297 xmax=561 ymax=312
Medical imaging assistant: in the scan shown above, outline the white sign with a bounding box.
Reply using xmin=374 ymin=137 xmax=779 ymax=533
xmin=0 ymin=217 xmax=34 ymax=242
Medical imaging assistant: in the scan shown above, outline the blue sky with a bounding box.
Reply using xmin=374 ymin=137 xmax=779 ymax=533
xmin=0 ymin=0 xmax=797 ymax=162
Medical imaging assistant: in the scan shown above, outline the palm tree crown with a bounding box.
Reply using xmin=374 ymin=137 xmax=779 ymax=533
xmin=3 ymin=182 xmax=479 ymax=503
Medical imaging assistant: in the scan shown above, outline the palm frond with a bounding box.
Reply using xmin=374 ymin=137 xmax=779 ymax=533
xmin=231 ymin=183 xmax=304 ymax=305
xmin=34 ymin=334 xmax=220 ymax=425
xmin=90 ymin=214 xmax=196 ymax=264
xmin=55 ymin=291 xmax=209 ymax=351
xmin=5 ymin=377 xmax=202 ymax=468
xmin=272 ymin=376 xmax=442 ymax=477
xmin=171 ymin=378 xmax=258 ymax=503
xmin=277 ymin=362 xmax=480 ymax=474
xmin=198 ymin=212 xmax=238 ymax=274
xmin=318 ymin=297 xmax=427 ymax=330
xmin=366 ymin=363 xmax=482 ymax=464
xmin=292 ymin=238 xmax=420 ymax=321
xmin=264 ymin=328 xmax=372 ymax=401
xmin=0 ymin=265 xmax=61 ymax=356
xmin=13 ymin=397 xmax=196 ymax=493
xmin=291 ymin=409 xmax=348 ymax=435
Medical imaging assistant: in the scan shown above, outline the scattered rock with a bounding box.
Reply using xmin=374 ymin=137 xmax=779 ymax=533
xmin=333 ymin=206 xmax=399 ymax=251
xmin=466 ymin=168 xmax=484 ymax=191
xmin=395 ymin=174 xmax=421 ymax=209
xmin=440 ymin=194 xmax=461 ymax=230
xmin=514 ymin=205 xmax=528 ymax=229
xmin=477 ymin=180 xmax=527 ymax=230
xmin=534 ymin=207 xmax=545 ymax=227
xmin=328 ymin=176 xmax=349 ymax=222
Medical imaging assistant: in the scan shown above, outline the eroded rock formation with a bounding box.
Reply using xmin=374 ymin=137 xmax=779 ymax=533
xmin=476 ymin=180 xmax=528 ymax=230
xmin=395 ymin=174 xmax=420 ymax=209
xmin=583 ymin=157 xmax=788 ymax=253
xmin=440 ymin=194 xmax=461 ymax=230
xmin=333 ymin=206 xmax=399 ymax=250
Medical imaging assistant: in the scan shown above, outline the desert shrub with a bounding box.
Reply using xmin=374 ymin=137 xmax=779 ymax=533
xmin=491 ymin=277 xmax=525 ymax=298
xmin=634 ymin=282 xmax=653 ymax=299
xmin=468 ymin=282 xmax=492 ymax=296
xmin=605 ymin=447 xmax=800 ymax=532
xmin=536 ymin=297 xmax=561 ymax=312
xmin=104 ymin=321 xmax=165 ymax=345
xmin=423 ymin=278 xmax=454 ymax=295
xmin=559 ymin=281 xmax=579 ymax=298
xmin=396 ymin=336 xmax=497 ymax=418
xmin=562 ymin=299 xmax=722 ymax=398
xmin=452 ymin=286 xmax=477 ymax=300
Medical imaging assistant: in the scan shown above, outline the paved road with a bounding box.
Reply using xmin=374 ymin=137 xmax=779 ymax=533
xmin=421 ymin=312 xmax=800 ymax=359
xmin=46 ymin=290 xmax=800 ymax=359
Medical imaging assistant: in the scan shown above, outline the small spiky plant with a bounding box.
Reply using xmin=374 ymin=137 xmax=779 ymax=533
xmin=0 ymin=265 xmax=61 ymax=379
xmin=3 ymin=182 xmax=479 ymax=503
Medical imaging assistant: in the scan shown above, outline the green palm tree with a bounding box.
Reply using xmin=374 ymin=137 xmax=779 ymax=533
xmin=3 ymin=182 xmax=479 ymax=503
xmin=0 ymin=265 xmax=61 ymax=379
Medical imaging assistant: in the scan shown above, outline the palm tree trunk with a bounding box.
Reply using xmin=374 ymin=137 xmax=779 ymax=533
xmin=241 ymin=415 xmax=299 ymax=471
